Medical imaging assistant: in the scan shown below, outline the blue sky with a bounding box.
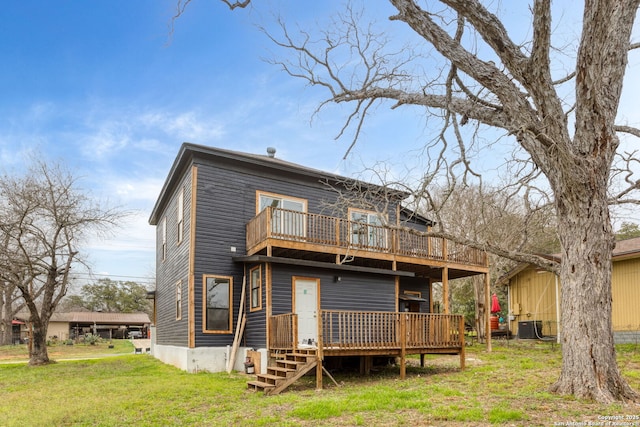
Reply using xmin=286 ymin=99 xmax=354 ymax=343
xmin=0 ymin=0 xmax=403 ymax=284
xmin=1 ymin=1 xmax=638 ymax=286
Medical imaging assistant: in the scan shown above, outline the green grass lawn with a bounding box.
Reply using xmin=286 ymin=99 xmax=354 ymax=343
xmin=0 ymin=340 xmax=639 ymax=426
xmin=0 ymin=339 xmax=135 ymax=362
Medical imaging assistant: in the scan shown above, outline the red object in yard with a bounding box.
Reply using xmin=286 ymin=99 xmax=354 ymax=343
xmin=490 ymin=315 xmax=499 ymax=330
xmin=11 ymin=320 xmax=25 ymax=325
xmin=490 ymin=293 xmax=501 ymax=314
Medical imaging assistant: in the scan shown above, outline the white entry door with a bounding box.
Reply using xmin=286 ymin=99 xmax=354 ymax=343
xmin=294 ymin=278 xmax=319 ymax=347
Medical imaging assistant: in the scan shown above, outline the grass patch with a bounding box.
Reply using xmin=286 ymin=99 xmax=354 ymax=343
xmin=0 ymin=340 xmax=639 ymax=426
xmin=0 ymin=339 xmax=134 ymax=362
xmin=487 ymin=405 xmax=526 ymax=423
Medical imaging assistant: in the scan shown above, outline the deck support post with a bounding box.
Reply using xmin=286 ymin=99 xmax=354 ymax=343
xmin=316 ymin=357 xmax=323 ymax=391
xmin=316 ymin=309 xmax=324 ymax=391
xmin=420 ymin=353 xmax=425 ymax=367
xmin=459 ymin=315 xmax=466 ymax=370
xmin=442 ymin=267 xmax=449 ymax=314
xmin=485 ymin=273 xmax=492 ymax=352
xmin=428 ymin=279 xmax=434 ymax=313
xmin=400 ymin=313 xmax=407 ymax=380
xmin=359 ymin=356 xmax=373 ymax=375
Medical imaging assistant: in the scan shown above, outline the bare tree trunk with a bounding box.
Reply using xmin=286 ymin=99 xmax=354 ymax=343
xmin=1 ymin=286 xmax=14 ymax=345
xmin=29 ymin=317 xmax=50 ymax=365
xmin=1 ymin=284 xmax=23 ymax=346
xmin=1 ymin=314 xmax=13 ymax=345
xmin=0 ymin=287 xmax=8 ymax=346
xmin=550 ymin=168 xmax=639 ymax=402
xmin=472 ymin=275 xmax=486 ymax=343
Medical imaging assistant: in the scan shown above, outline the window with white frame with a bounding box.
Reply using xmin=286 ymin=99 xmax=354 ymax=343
xmin=250 ymin=266 xmax=262 ymax=311
xmin=257 ymin=192 xmax=307 ymax=237
xmin=176 ymin=280 xmax=182 ymax=320
xmin=349 ymin=208 xmax=387 ymax=249
xmin=177 ymin=187 xmax=184 ymax=244
xmin=161 ymin=217 xmax=167 ymax=261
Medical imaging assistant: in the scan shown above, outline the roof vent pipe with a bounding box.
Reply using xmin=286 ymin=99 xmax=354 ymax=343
xmin=266 ymin=147 xmax=276 ymax=158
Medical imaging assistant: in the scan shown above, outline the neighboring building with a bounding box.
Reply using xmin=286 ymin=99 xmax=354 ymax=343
xmin=497 ymin=237 xmax=640 ymax=343
xmin=14 ymin=312 xmax=151 ymax=341
xmin=149 ymin=143 xmax=489 ymax=392
xmin=10 ymin=319 xmax=27 ymax=345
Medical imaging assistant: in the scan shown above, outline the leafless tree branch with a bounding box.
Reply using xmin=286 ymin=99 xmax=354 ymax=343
xmin=615 ymin=125 xmax=640 ymax=139
xmin=0 ymin=157 xmax=127 ymax=364
xmin=221 ymin=0 xmax=251 ymax=10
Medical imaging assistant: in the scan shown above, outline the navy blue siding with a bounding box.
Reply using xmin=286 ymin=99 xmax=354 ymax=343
xmin=191 ymin=156 xmax=403 ymax=347
xmin=271 ymin=265 xmax=396 ymax=314
xmin=244 ymin=262 xmax=267 ymax=348
xmin=400 ymin=210 xmax=430 ymax=233
xmin=192 ymin=162 xmax=248 ymax=347
xmin=154 ymin=167 xmax=191 ymax=346
xmin=399 ymin=277 xmax=431 ymax=313
xmin=155 ymin=150 xmax=405 ymax=349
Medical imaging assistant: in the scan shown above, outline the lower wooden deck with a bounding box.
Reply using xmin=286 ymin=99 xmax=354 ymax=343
xmin=262 ymin=311 xmax=466 ymax=392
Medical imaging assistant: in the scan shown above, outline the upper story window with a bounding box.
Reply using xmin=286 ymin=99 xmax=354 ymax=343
xmin=349 ymin=208 xmax=388 ymax=249
xmin=203 ymin=275 xmax=232 ymax=333
xmin=177 ymin=187 xmax=184 ymax=244
xmin=257 ymin=191 xmax=307 ymax=237
xmin=161 ymin=217 xmax=167 ymax=261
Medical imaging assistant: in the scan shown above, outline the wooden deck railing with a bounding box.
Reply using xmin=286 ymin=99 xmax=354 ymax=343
xmin=269 ymin=313 xmax=298 ymax=350
xmin=321 ymin=310 xmax=399 ymax=349
xmin=267 ymin=311 xmax=463 ymax=351
xmin=247 ymin=206 xmax=486 ymax=267
xmin=320 ymin=311 xmax=464 ymax=351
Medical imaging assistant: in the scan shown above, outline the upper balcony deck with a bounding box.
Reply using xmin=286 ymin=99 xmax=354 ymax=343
xmin=246 ymin=207 xmax=488 ymax=276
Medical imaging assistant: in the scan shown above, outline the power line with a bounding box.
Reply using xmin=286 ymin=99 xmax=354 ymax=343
xmin=71 ymin=273 xmax=155 ymax=281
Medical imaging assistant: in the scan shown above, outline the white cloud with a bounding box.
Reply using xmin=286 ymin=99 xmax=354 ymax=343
xmin=81 ymin=121 xmax=132 ymax=159
xmin=84 ymin=210 xmax=155 ymax=258
xmin=139 ymin=110 xmax=226 ymax=141
xmin=132 ymin=137 xmax=167 ymax=153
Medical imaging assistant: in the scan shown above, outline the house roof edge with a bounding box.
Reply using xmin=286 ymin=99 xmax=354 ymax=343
xmin=149 ymin=142 xmax=411 ymax=225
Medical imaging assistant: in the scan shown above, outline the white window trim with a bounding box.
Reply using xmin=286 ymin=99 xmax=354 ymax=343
xmin=348 ymin=208 xmax=388 ymax=248
xmin=250 ymin=265 xmax=262 ymax=312
xmin=177 ymin=187 xmax=184 ymax=245
xmin=256 ymin=191 xmax=308 ymax=238
xmin=176 ymin=280 xmax=182 ymax=320
xmin=161 ymin=217 xmax=167 ymax=261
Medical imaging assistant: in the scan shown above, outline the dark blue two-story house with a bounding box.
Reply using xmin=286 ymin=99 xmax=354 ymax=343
xmin=149 ymin=143 xmax=488 ymax=394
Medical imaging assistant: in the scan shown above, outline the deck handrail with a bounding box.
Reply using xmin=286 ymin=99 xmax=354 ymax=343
xmin=247 ymin=206 xmax=486 ymax=267
xmin=269 ymin=313 xmax=298 ymax=350
xmin=320 ymin=310 xmax=464 ymax=350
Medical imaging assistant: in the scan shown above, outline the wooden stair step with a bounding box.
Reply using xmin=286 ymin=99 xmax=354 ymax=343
xmin=287 ymin=353 xmax=315 ymax=361
xmin=277 ymin=359 xmax=306 ymax=367
xmin=257 ymin=373 xmax=285 ymax=383
xmin=247 ymin=380 xmax=275 ymax=391
xmin=270 ymin=352 xmax=287 ymax=359
xmin=248 ymin=356 xmax=319 ymax=395
xmin=267 ymin=366 xmax=295 ymax=376
xmin=267 ymin=360 xmax=318 ymax=396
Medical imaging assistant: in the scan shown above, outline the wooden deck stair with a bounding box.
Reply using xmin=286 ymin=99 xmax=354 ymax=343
xmin=247 ymin=349 xmax=317 ymax=395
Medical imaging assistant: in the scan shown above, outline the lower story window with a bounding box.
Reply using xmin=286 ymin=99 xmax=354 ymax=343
xmin=203 ymin=275 xmax=232 ymax=333
xmin=250 ymin=265 xmax=262 ymax=311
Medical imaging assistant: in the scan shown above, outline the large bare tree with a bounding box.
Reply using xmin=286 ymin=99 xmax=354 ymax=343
xmin=268 ymin=0 xmax=640 ymax=403
xmin=0 ymin=159 xmax=123 ymax=365
xmin=185 ymin=0 xmax=640 ymax=403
